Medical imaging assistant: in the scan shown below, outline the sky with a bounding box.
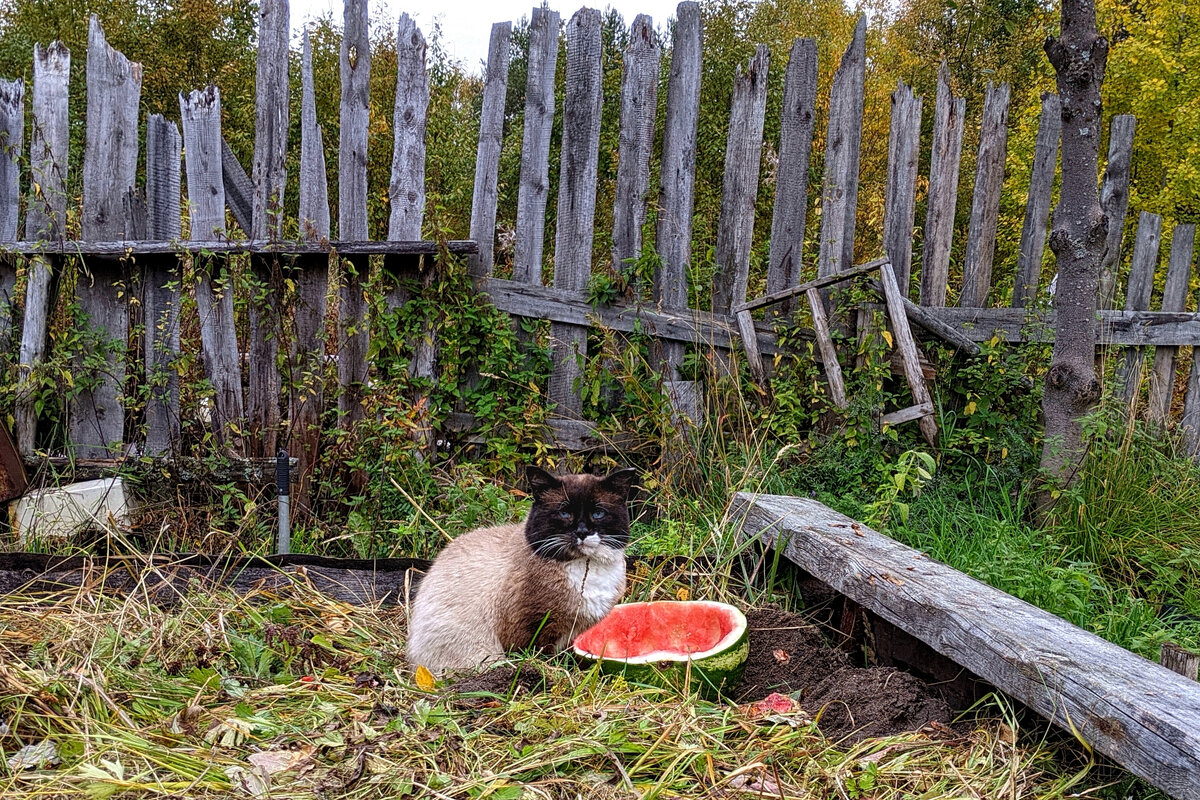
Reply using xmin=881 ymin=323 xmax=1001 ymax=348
xmin=289 ymin=0 xmax=684 ymax=72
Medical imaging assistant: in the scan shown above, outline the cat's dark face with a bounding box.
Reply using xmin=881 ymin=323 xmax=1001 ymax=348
xmin=523 ymin=467 xmax=637 ymax=562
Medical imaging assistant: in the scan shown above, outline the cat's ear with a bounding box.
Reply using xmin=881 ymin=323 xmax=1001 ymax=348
xmin=600 ymin=467 xmax=638 ymax=498
xmin=525 ymin=466 xmax=561 ymax=499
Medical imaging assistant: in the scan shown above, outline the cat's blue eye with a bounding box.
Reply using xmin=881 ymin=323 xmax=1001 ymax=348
xmin=556 ymin=510 xmax=573 ymax=521
xmin=590 ymin=510 xmax=607 ymax=521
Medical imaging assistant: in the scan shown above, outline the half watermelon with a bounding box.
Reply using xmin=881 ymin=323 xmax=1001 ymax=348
xmin=573 ymin=600 xmax=749 ymax=698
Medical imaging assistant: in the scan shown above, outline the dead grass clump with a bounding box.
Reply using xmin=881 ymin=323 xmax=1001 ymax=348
xmin=0 ymin=565 xmax=1099 ymax=798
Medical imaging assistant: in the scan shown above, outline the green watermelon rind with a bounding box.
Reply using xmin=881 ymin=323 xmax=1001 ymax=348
xmin=574 ymin=602 xmax=750 ymax=699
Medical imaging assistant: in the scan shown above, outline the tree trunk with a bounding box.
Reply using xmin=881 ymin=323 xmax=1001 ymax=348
xmin=1037 ymin=0 xmax=1109 ymax=510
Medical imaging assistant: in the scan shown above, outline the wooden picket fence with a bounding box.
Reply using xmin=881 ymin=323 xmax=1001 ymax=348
xmin=1 ymin=0 xmax=1199 ymax=496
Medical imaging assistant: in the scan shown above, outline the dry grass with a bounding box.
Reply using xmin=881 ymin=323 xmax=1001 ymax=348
xmin=0 ymin=564 xmax=1105 ymax=799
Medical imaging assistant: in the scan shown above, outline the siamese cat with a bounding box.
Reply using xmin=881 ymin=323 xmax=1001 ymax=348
xmin=407 ymin=466 xmax=637 ymax=673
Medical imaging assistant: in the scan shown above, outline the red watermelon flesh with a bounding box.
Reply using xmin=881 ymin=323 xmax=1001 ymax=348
xmin=575 ymin=601 xmax=740 ymax=660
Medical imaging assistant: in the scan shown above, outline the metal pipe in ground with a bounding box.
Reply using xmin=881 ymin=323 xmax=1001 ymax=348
xmin=277 ymin=449 xmax=290 ymax=554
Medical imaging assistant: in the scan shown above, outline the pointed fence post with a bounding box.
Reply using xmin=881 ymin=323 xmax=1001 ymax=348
xmin=1012 ymin=92 xmax=1061 ymax=307
xmin=180 ymin=85 xmax=245 ymax=449
xmin=1097 ymin=115 xmax=1136 ymax=310
xmin=74 ymin=16 xmax=141 ymax=459
xmin=653 ymin=1 xmax=700 ymax=380
xmin=16 ymin=42 xmax=69 ymax=457
xmin=1115 ymin=211 xmax=1163 ymax=412
xmin=247 ymin=0 xmax=290 ymax=459
xmin=712 ymin=45 xmax=769 ymax=316
xmin=1146 ymin=224 xmax=1195 ymax=426
xmin=0 ymin=78 xmax=22 ymax=352
xmin=919 ymin=63 xmax=964 ymax=308
xmin=337 ymin=0 xmax=371 ymax=433
xmin=765 ymin=38 xmax=817 ymax=316
xmin=959 ymin=81 xmax=1011 ymax=308
xmin=468 ymin=21 xmax=512 ymax=278
xmin=548 ymin=8 xmax=604 ymax=420
xmin=882 ymin=80 xmax=922 ymax=298
xmin=143 ymin=114 xmax=182 ymax=456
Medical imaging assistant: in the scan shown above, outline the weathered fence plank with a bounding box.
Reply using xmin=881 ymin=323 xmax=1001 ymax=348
xmin=1012 ymin=92 xmax=1061 ymax=307
xmin=1097 ymin=114 xmax=1136 ymax=310
xmin=16 ymin=42 xmax=69 ymax=457
xmin=733 ymin=493 xmax=1200 ymax=800
xmin=0 ymin=78 xmax=22 ymax=351
xmin=653 ymin=1 xmax=701 ymax=377
xmin=548 ymin=8 xmax=604 ymax=419
xmin=959 ymin=81 xmax=1011 ymax=308
xmin=912 ymin=307 xmax=1200 ymax=347
xmin=806 ymin=287 xmax=846 ymax=408
xmin=611 ymin=15 xmax=659 ymax=278
xmin=468 ymin=21 xmax=512 ymax=278
xmin=919 ymin=63 xmax=964 ymax=308
xmin=712 ymin=45 xmax=769 ymax=314
xmin=389 ymin=13 xmax=429 ymax=243
xmin=0 ymin=79 xmax=21 ymax=243
xmin=220 ymin=137 xmax=254 ymax=235
xmin=816 ymin=17 xmax=866 ymax=302
xmin=765 ymin=38 xmax=816 ymax=313
xmin=247 ymin=0 xmax=290 ymax=459
xmin=512 ymin=7 xmax=559 ymax=286
xmin=180 ymin=85 xmax=244 ymax=448
xmin=1146 ymin=224 xmax=1194 ymax=425
xmin=74 ymin=16 xmax=141 ymax=459
xmin=881 ymin=262 xmax=937 ymax=446
xmin=294 ymin=29 xmax=331 ymax=505
xmin=882 ymin=80 xmax=922 ymax=298
xmin=1116 ymin=212 xmax=1163 ymax=409
xmin=337 ymin=0 xmax=371 ymax=431
xmin=1182 ymin=307 xmax=1200 ymax=456
xmin=143 ymin=114 xmax=182 ymax=456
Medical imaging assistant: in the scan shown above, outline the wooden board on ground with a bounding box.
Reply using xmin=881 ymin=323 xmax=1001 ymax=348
xmin=732 ymin=492 xmax=1200 ymax=800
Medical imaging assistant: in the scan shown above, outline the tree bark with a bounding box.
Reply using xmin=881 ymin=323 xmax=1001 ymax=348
xmin=1037 ymin=0 xmax=1109 ymax=508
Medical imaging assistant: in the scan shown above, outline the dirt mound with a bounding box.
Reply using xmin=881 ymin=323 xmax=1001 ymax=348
xmin=738 ymin=608 xmax=950 ymax=743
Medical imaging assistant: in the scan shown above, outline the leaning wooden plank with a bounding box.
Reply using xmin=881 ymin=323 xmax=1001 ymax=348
xmin=180 ymin=85 xmax=245 ymax=448
xmin=142 ymin=114 xmax=182 ymax=456
xmin=816 ymin=17 xmax=866 ymax=298
xmin=477 ymin=276 xmax=783 ymax=354
xmin=736 ymin=257 xmax=887 ymax=314
xmin=611 ymin=15 xmax=659 ymax=278
xmin=74 ymin=16 xmax=141 ymax=459
xmin=468 ymin=21 xmax=512 ymax=278
xmin=806 ymin=287 xmax=847 ymax=409
xmin=512 ymin=7 xmax=559 ymax=286
xmin=731 ymin=493 xmax=1200 ymax=800
xmin=1146 ymin=224 xmax=1195 ymax=426
xmin=1097 ymin=115 xmax=1136 ymax=310
xmin=16 ymin=42 xmax=69 ymax=457
xmin=1012 ymin=92 xmax=1062 ymax=307
xmin=880 ymin=261 xmax=937 ymax=445
xmin=881 ymin=80 xmax=922 ymax=297
xmin=907 ymin=307 xmax=1200 ymax=348
xmin=389 ymin=13 xmax=428 ymax=242
xmin=293 ymin=28 xmax=331 ymax=505
xmin=0 ymin=78 xmax=22 ymax=351
xmin=918 ymin=63 xmax=964 ymax=308
xmin=548 ymin=9 xmax=604 ymax=419
xmin=653 ymin=0 xmax=701 ymax=376
xmin=881 ymin=402 xmax=934 ymax=426
xmin=765 ymin=38 xmax=816 ymax=314
xmin=712 ymin=45 xmax=769 ymax=314
xmin=959 ymin=81 xmax=1011 ymax=309
xmin=735 ymin=309 xmax=767 ymax=388
xmin=247 ymin=0 xmax=290 ymax=459
xmin=220 ymin=136 xmax=254 ymax=236
xmin=1115 ymin=211 xmax=1163 ymax=409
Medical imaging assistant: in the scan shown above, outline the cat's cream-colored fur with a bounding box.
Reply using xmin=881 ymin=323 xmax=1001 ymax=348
xmin=406 ymin=522 xmax=626 ymax=672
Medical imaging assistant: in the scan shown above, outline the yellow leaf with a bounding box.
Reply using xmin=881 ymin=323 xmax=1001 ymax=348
xmin=965 ymin=401 xmax=977 ymax=416
xmin=881 ymin=330 xmax=894 ymax=348
xmin=676 ymin=587 xmax=690 ymax=601
xmin=414 ymin=664 xmax=436 ymax=692
xmin=1001 ymin=447 xmax=1008 ymax=459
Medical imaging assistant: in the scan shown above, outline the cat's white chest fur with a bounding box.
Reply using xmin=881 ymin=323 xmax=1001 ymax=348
xmin=564 ymin=554 xmax=626 ymax=624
